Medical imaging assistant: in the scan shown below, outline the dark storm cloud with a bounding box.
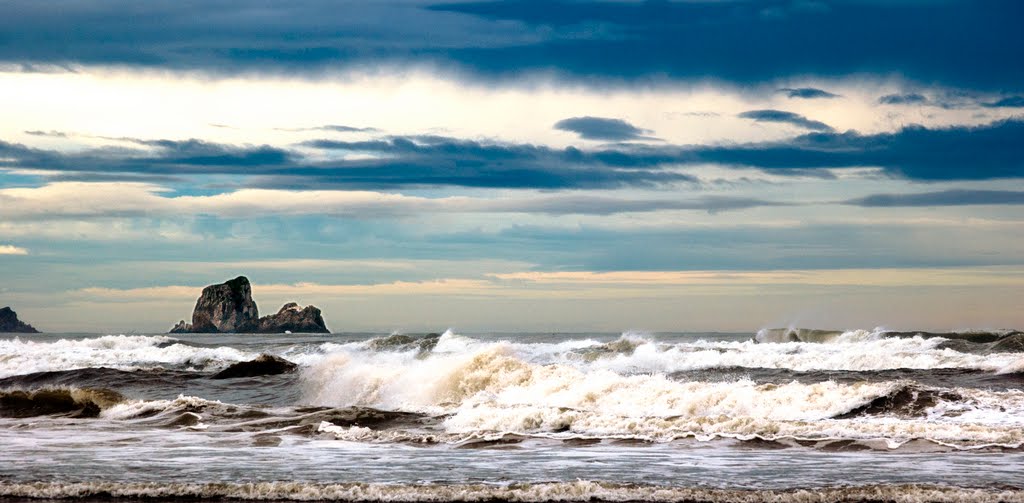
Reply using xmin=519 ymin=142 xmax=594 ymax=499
xmin=0 ymin=1 xmax=538 ymax=71
xmin=0 ymin=1 xmax=1021 ymax=90
xmin=429 ymin=0 xmax=1024 ymax=91
xmin=553 ymin=117 xmax=654 ymax=141
xmin=982 ymin=96 xmax=1024 ymax=108
xmin=779 ymin=88 xmax=840 ymax=99
xmin=0 ymin=136 xmax=697 ymax=190
xmin=126 ymin=139 xmax=296 ymax=167
xmin=844 ymin=190 xmax=1024 ymax=207
xmin=3 ymin=119 xmax=1023 ymax=188
xmin=694 ymin=119 xmax=1024 ymax=181
xmin=878 ymin=93 xmax=929 ymax=105
xmin=738 ymin=110 xmax=834 ymax=132
xmin=288 ymin=136 xmax=695 ymax=189
xmin=0 ymin=138 xmax=294 ymax=175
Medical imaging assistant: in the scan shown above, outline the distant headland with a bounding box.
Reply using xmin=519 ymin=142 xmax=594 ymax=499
xmin=169 ymin=276 xmax=330 ymax=334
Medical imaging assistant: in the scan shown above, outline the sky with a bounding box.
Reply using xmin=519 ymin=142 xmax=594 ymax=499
xmin=1 ymin=0 xmax=1022 ymax=333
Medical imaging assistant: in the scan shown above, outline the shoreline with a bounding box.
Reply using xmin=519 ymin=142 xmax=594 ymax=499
xmin=3 ymin=481 xmax=1024 ymax=503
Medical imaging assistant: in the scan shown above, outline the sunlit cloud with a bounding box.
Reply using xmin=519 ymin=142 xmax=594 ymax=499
xmin=0 ymin=244 xmax=28 ymax=255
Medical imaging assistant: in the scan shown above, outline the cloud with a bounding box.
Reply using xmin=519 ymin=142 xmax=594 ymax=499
xmin=74 ymin=265 xmax=1024 ymax=306
xmin=0 ymin=182 xmax=787 ymax=221
xmin=779 ymin=87 xmax=840 ymax=99
xmin=553 ymin=116 xmax=655 ymax=141
xmin=982 ymin=96 xmax=1024 ymax=108
xmin=0 ymin=1 xmax=543 ymax=72
xmin=76 ymin=278 xmax=500 ymax=301
xmin=737 ymin=109 xmax=834 ymax=132
xmin=4 ymin=119 xmax=1024 ymax=188
xmin=693 ymin=118 xmax=1024 ymax=181
xmin=0 ymin=244 xmax=28 ymax=255
xmin=0 ymin=138 xmax=294 ymax=179
xmin=24 ymin=130 xmax=68 ymax=138
xmin=435 ymin=219 xmax=1024 ymax=271
xmin=1 ymin=135 xmax=697 ymax=190
xmin=430 ymin=1 xmax=1024 ymax=91
xmin=123 ymin=138 xmax=296 ymax=167
xmin=844 ymin=190 xmax=1024 ymax=207
xmin=0 ymin=1 xmax=1021 ymax=90
xmin=277 ymin=124 xmax=379 ymax=133
xmin=489 ymin=267 xmax=1024 ymax=288
xmin=878 ymin=93 xmax=928 ymax=105
xmin=292 ymin=136 xmax=698 ymax=189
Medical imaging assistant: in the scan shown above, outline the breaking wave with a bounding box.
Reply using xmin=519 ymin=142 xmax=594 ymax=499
xmin=6 ymin=329 xmax=1024 ymax=449
xmin=0 ymin=334 xmax=256 ymax=378
xmin=0 ymin=387 xmax=125 ymax=418
xmin=304 ymin=342 xmax=1024 ymax=448
xmin=6 ymin=329 xmax=1024 ymax=382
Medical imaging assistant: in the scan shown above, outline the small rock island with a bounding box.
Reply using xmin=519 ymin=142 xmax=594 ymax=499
xmin=169 ymin=276 xmax=329 ymax=334
xmin=0 ymin=306 xmax=40 ymax=333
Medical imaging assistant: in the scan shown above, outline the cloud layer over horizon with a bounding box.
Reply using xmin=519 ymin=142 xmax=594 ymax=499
xmin=1 ymin=0 xmax=1022 ymax=332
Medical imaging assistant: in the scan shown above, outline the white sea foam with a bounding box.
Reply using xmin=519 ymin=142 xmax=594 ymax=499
xmin=0 ymin=335 xmax=257 ymax=378
xmin=335 ymin=329 xmax=1024 ymax=374
xmin=100 ymin=394 xmax=227 ymax=421
xmin=432 ymin=328 xmax=480 ymax=353
xmin=303 ymin=341 xmax=1024 ymax=448
xmin=588 ymin=334 xmax=1022 ymax=373
xmin=1 ymin=480 xmax=1021 ymax=502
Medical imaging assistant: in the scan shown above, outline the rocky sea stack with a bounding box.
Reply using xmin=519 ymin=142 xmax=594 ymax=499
xmin=256 ymin=302 xmax=328 ymax=334
xmin=0 ymin=307 xmax=39 ymax=333
xmin=169 ymin=276 xmax=329 ymax=334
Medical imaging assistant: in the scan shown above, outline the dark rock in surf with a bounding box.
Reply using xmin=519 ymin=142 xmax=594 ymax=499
xmin=169 ymin=320 xmax=192 ymax=334
xmin=256 ymin=302 xmax=329 ymax=334
xmin=0 ymin=306 xmax=39 ymax=333
xmin=211 ymin=354 xmax=298 ymax=379
xmin=189 ymin=276 xmax=260 ymax=333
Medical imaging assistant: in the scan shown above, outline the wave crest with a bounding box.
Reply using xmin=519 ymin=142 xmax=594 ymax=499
xmin=0 ymin=334 xmax=255 ymax=378
xmin=0 ymin=386 xmax=125 ymax=418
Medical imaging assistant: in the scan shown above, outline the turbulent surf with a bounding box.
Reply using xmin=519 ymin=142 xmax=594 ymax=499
xmin=2 ymin=328 xmax=1023 ymax=501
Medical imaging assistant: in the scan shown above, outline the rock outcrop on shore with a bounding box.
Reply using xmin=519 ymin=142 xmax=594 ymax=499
xmin=0 ymin=307 xmax=39 ymax=333
xmin=168 ymin=276 xmax=330 ymax=334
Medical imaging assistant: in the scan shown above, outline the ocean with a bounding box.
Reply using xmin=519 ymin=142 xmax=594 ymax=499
xmin=2 ymin=329 xmax=1024 ymax=502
